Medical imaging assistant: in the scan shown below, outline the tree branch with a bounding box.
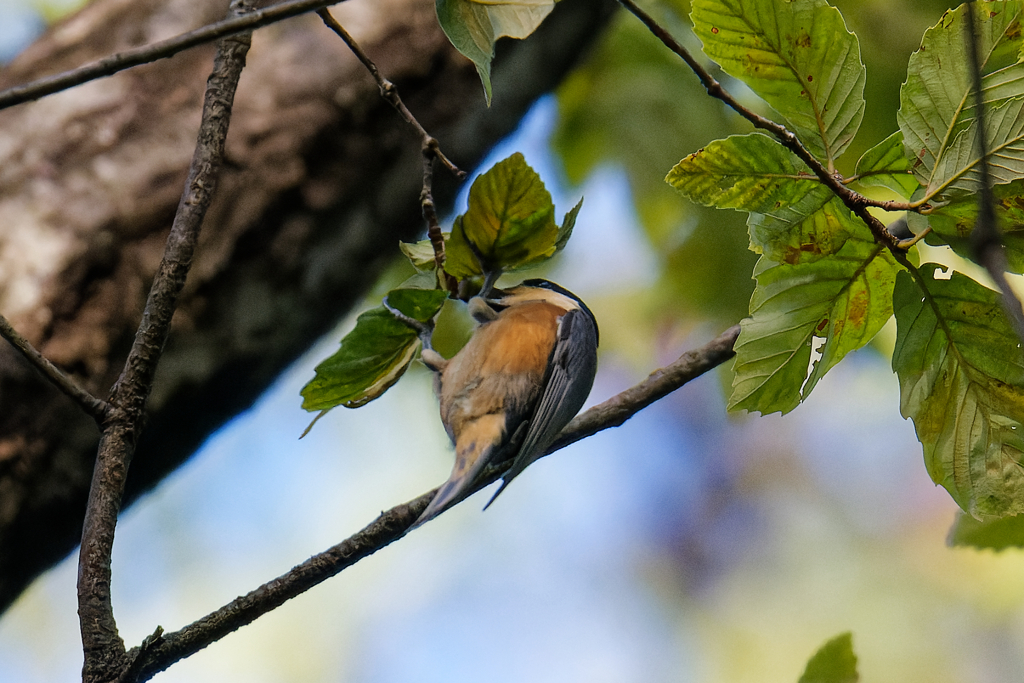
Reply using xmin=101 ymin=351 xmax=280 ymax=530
xmin=119 ymin=324 xmax=739 ymax=683
xmin=0 ymin=313 xmax=109 ymax=421
xmin=617 ymin=0 xmax=905 ymax=256
xmin=77 ymin=3 xmax=253 ymax=680
xmin=0 ymin=0 xmax=345 ymax=111
xmin=316 ymin=9 xmax=463 ymax=178
xmin=963 ymin=1 xmax=1024 ymax=342
xmin=316 ymin=7 xmax=462 ymax=294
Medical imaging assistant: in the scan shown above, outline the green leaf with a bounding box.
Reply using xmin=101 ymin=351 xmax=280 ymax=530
xmin=444 ymin=215 xmax=483 ymax=280
xmin=853 ymin=130 xmax=920 ymax=198
xmin=898 ymin=2 xmax=1024 ymax=199
xmin=399 ymin=238 xmax=440 ymax=271
xmin=730 ymin=235 xmax=899 ymax=415
xmin=300 ymin=288 xmax=447 ymax=412
xmin=666 ymin=133 xmax=821 ymax=211
xmin=892 ymin=266 xmax=1024 ymax=517
xmin=444 ymin=153 xmax=559 ymax=277
xmin=435 ymin=0 xmax=557 ymax=105
xmin=386 ymin=287 xmax=449 ymax=322
xmin=908 ymin=177 xmax=1024 ymax=273
xmin=798 ymin=632 xmax=858 ymax=683
xmin=748 ymin=192 xmax=858 ymax=265
xmin=948 ymin=511 xmax=1024 ymax=549
xmin=690 ymin=0 xmax=866 ymax=164
xmin=555 ymin=197 xmax=584 ymax=252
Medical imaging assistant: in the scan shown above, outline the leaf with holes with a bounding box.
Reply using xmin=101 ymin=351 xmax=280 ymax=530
xmin=730 ymin=235 xmax=899 ymax=415
xmin=898 ymin=2 xmax=1024 ymax=200
xmin=892 ymin=267 xmax=1024 ymax=517
xmin=691 ymin=0 xmax=866 ymax=164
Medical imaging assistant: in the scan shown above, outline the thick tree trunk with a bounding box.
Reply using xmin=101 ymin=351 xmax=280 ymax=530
xmin=0 ymin=0 xmax=613 ymax=613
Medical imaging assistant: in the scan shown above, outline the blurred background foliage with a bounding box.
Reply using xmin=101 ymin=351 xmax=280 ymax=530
xmin=5 ymin=1 xmax=1024 ymax=683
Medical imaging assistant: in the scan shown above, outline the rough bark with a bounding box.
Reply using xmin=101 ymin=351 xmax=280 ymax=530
xmin=0 ymin=0 xmax=614 ymax=614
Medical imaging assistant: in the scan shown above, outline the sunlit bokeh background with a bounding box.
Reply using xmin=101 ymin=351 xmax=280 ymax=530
xmin=3 ymin=1 xmax=1024 ymax=682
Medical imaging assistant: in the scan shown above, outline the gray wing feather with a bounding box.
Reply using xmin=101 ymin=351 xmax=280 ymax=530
xmin=485 ymin=308 xmax=598 ymax=507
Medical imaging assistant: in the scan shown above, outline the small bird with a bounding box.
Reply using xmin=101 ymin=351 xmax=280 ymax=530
xmin=412 ymin=279 xmax=599 ymax=528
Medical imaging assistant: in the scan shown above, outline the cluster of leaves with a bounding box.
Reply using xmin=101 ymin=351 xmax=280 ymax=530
xmin=663 ymin=0 xmax=1024 ymax=520
xmin=300 ymin=153 xmax=580 ymax=425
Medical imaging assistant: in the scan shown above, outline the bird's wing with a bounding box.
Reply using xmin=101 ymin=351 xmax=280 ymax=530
xmin=484 ymin=308 xmax=598 ymax=507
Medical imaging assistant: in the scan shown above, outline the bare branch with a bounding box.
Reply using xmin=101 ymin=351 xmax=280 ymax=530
xmin=118 ymin=324 xmax=739 ymax=682
xmin=617 ymin=0 xmax=906 ymax=257
xmin=421 ymin=149 xmax=461 ymax=295
xmin=0 ymin=0 xmax=345 ymax=112
xmin=317 ymin=9 xmax=463 ymax=177
xmin=316 ymin=7 xmax=463 ymax=294
xmin=0 ymin=313 xmax=109 ymax=421
xmin=963 ymin=1 xmax=1024 ymax=342
xmin=77 ymin=2 xmax=253 ymax=680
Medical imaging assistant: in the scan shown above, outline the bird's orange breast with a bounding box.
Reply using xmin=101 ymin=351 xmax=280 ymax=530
xmin=436 ymin=301 xmax=564 ymax=443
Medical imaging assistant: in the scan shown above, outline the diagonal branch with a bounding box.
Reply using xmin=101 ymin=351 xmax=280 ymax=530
xmin=77 ymin=3 xmax=254 ymax=681
xmin=317 ymin=9 xmax=463 ymax=177
xmin=0 ymin=0 xmax=346 ymax=111
xmin=119 ymin=324 xmax=739 ymax=683
xmin=316 ymin=7 xmax=462 ymax=294
xmin=0 ymin=313 xmax=109 ymax=421
xmin=617 ymin=0 xmax=906 ymax=258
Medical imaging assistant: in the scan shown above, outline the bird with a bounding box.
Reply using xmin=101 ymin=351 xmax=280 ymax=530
xmin=411 ymin=278 xmax=599 ymax=529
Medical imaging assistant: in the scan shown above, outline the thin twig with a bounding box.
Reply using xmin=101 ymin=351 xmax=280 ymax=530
xmin=77 ymin=2 xmax=253 ymax=680
xmin=897 ymin=226 xmax=932 ymax=249
xmin=617 ymin=0 xmax=905 ymax=256
xmin=120 ymin=325 xmax=739 ymax=683
xmin=421 ymin=150 xmax=461 ymax=294
xmin=963 ymin=2 xmax=1024 ymax=342
xmin=0 ymin=313 xmax=109 ymax=421
xmin=317 ymin=9 xmax=463 ymax=177
xmin=317 ymin=8 xmax=463 ymax=293
xmin=0 ymin=0 xmax=345 ymax=112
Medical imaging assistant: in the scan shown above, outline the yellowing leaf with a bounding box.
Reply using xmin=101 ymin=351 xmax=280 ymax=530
xmin=399 ymin=238 xmax=440 ymax=271
xmin=691 ymin=0 xmax=866 ymax=165
xmin=730 ymin=236 xmax=898 ymax=415
xmin=444 ymin=153 xmax=560 ymax=278
xmin=892 ymin=267 xmax=1024 ymax=517
xmin=666 ymin=133 xmax=821 ymax=212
